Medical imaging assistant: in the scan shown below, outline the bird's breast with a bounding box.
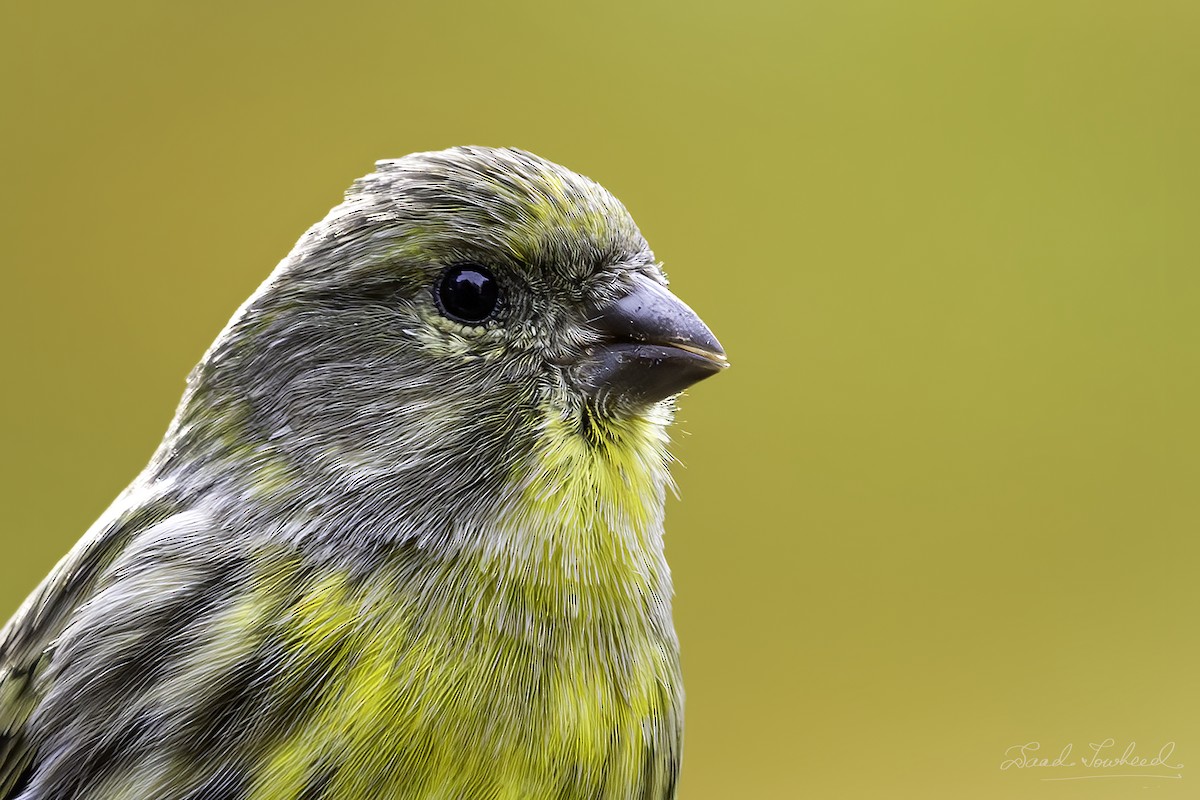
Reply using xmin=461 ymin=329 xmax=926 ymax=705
xmin=244 ymin=405 xmax=683 ymax=798
xmin=243 ymin=551 xmax=681 ymax=800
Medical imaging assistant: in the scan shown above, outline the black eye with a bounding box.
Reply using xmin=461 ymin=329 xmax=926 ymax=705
xmin=436 ymin=265 xmax=500 ymax=324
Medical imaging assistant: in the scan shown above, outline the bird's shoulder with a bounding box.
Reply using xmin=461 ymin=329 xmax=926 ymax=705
xmin=0 ymin=483 xmax=200 ymax=798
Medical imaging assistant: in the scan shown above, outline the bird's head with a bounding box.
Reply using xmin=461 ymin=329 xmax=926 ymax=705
xmin=165 ymin=147 xmax=726 ymax=537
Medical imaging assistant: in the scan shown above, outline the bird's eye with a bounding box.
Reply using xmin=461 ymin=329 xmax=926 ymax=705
xmin=435 ymin=265 xmax=500 ymax=324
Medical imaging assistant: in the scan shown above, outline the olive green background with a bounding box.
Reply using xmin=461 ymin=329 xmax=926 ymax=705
xmin=2 ymin=2 xmax=1198 ymax=797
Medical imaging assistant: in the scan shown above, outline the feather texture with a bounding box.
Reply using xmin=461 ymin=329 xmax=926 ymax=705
xmin=0 ymin=147 xmax=711 ymax=799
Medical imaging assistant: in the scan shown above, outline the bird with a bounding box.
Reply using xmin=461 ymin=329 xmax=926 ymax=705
xmin=0 ymin=146 xmax=727 ymax=800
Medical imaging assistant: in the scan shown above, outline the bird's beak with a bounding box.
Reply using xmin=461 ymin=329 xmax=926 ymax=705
xmin=577 ymin=273 xmax=728 ymax=409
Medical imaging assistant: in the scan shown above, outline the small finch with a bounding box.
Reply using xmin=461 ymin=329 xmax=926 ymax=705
xmin=0 ymin=146 xmax=727 ymax=800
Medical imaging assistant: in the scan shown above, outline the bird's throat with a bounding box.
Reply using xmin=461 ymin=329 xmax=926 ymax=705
xmin=480 ymin=403 xmax=676 ymax=620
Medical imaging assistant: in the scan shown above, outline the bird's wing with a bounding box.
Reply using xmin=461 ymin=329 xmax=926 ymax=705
xmin=0 ymin=491 xmax=177 ymax=798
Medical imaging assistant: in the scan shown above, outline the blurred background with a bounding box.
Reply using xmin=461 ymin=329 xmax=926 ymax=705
xmin=2 ymin=2 xmax=1198 ymax=797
